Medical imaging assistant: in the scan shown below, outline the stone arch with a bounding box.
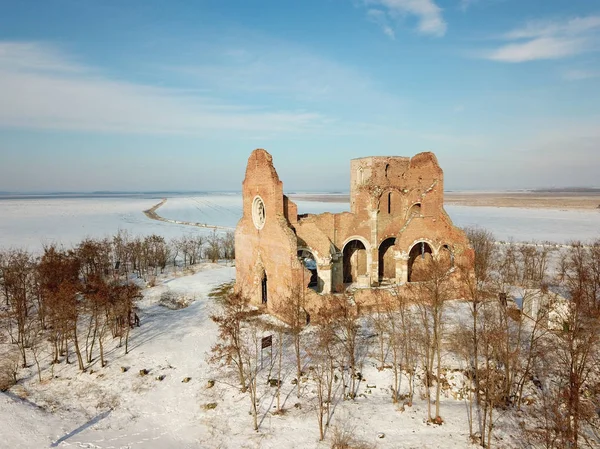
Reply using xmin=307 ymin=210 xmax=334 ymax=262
xmin=297 ymin=247 xmax=319 ymax=292
xmin=438 ymin=244 xmax=454 ymax=271
xmin=407 ymin=241 xmax=433 ymax=282
xmin=342 ymin=235 xmax=370 ymax=252
xmin=342 ymin=239 xmax=368 ymax=284
xmin=407 ymin=202 xmax=422 ymax=219
xmin=378 ymin=237 xmax=396 ymax=282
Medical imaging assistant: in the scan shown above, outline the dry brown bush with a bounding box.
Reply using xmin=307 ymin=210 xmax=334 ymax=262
xmin=0 ymin=349 xmax=20 ymax=391
xmin=330 ymin=425 xmax=375 ymax=449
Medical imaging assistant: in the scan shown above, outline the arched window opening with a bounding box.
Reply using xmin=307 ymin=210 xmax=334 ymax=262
xmin=385 ymin=163 xmax=390 ymax=179
xmin=261 ymin=274 xmax=268 ymax=304
xmin=439 ymin=244 xmax=454 ymax=271
xmin=343 ymin=240 xmax=367 ymax=284
xmin=298 ymin=249 xmax=319 ymax=292
xmin=378 ymin=238 xmax=396 ymax=283
xmin=387 ymin=192 xmax=392 ymax=214
xmin=408 ymin=203 xmax=422 ymax=218
xmin=407 ymin=241 xmax=433 ymax=282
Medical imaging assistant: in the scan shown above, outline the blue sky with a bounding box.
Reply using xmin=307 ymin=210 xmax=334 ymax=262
xmin=0 ymin=0 xmax=599 ymax=192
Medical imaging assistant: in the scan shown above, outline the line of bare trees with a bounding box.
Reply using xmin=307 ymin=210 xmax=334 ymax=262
xmin=209 ymin=231 xmax=599 ymax=448
xmin=457 ymin=229 xmax=600 ymax=449
xmin=0 ymin=229 xmax=235 ymax=389
xmin=0 ymin=244 xmax=141 ymax=388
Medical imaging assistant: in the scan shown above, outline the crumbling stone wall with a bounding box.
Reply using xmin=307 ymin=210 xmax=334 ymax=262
xmin=235 ymin=149 xmax=474 ymax=316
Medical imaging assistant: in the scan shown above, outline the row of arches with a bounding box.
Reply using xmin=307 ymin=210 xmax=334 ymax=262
xmin=296 ymin=239 xmax=454 ymax=294
xmin=341 ymin=239 xmax=453 ymax=284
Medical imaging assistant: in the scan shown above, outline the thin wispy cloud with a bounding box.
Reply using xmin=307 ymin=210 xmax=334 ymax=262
xmin=488 ymin=37 xmax=587 ymax=63
xmin=459 ymin=0 xmax=478 ymax=12
xmin=563 ymin=69 xmax=600 ymax=80
xmin=363 ymin=0 xmax=447 ymax=38
xmin=503 ymin=16 xmax=600 ymax=40
xmin=367 ymin=9 xmax=395 ymax=39
xmin=0 ymin=41 xmax=327 ymax=135
xmin=0 ymin=42 xmax=85 ymax=73
xmin=163 ymin=39 xmax=405 ymax=113
xmin=485 ymin=15 xmax=600 ymax=63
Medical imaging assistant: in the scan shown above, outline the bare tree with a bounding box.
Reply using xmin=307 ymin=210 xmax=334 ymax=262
xmin=205 ymin=231 xmax=221 ymax=264
xmin=2 ymin=249 xmax=36 ymax=368
xmin=240 ymin=319 xmax=263 ymax=431
xmin=319 ymin=293 xmax=360 ymax=400
xmin=367 ymin=290 xmax=389 ymax=371
xmin=389 ymin=285 xmax=418 ymax=406
xmin=410 ymin=255 xmax=455 ymax=424
xmin=210 ymin=291 xmax=251 ymax=389
xmin=222 ymin=231 xmax=235 ymax=264
xmin=549 ymin=241 xmax=600 ymax=448
xmin=307 ymin=320 xmax=338 ymax=441
xmin=274 ymin=285 xmax=307 ymax=398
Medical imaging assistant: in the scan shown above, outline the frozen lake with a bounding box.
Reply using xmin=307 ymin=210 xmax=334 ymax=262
xmin=0 ymin=194 xmax=598 ymax=251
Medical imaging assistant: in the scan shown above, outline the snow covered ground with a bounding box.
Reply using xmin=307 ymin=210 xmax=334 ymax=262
xmin=1 ymin=264 xmax=497 ymax=449
xmin=1 ymin=194 xmax=597 ymax=448
xmin=1 ymin=194 xmax=599 ymax=253
xmin=445 ymin=205 xmax=600 ymax=243
xmin=0 ymin=196 xmax=198 ymax=252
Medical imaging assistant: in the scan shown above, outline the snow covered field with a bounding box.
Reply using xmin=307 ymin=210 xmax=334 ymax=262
xmin=0 ymin=265 xmax=470 ymax=448
xmin=1 ymin=264 xmax=507 ymax=449
xmin=1 ymin=194 xmax=598 ymax=448
xmin=0 ymin=196 xmax=196 ymax=252
xmin=445 ymin=205 xmax=600 ymax=244
xmin=1 ymin=194 xmax=599 ymax=252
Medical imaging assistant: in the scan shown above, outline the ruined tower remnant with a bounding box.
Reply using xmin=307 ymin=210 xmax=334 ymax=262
xmin=235 ymin=149 xmax=473 ymax=316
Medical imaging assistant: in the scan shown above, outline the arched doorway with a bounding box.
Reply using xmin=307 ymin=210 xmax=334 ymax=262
xmin=407 ymin=241 xmax=433 ymax=282
xmin=378 ymin=238 xmax=396 ymax=282
xmin=298 ymin=249 xmax=318 ymax=291
xmin=343 ymin=240 xmax=367 ymax=284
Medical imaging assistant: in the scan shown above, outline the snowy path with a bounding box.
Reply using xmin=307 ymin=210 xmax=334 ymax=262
xmin=143 ymin=198 xmax=235 ymax=231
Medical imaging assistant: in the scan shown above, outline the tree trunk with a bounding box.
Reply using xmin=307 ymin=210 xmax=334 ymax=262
xmin=72 ymin=323 xmax=85 ymax=372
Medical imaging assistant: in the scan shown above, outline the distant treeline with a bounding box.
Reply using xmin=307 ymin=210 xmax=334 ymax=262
xmin=530 ymin=187 xmax=600 ymax=193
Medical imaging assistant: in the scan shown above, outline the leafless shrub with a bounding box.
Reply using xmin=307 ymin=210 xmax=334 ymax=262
xmin=159 ymin=290 xmax=192 ymax=309
xmin=0 ymin=348 xmax=20 ymax=391
xmin=330 ymin=424 xmax=375 ymax=449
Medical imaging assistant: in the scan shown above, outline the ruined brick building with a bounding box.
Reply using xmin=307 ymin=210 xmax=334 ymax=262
xmin=235 ymin=149 xmax=473 ymax=315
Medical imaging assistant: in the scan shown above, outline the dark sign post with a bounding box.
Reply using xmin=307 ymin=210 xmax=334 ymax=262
xmin=261 ymin=335 xmax=273 ymax=369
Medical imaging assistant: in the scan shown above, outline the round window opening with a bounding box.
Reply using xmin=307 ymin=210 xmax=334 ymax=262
xmin=252 ymin=196 xmax=266 ymax=230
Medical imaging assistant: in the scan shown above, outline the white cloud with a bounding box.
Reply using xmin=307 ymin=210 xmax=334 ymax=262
xmin=0 ymin=41 xmax=326 ymax=135
xmin=364 ymin=0 xmax=447 ymax=37
xmin=488 ymin=37 xmax=587 ymax=63
xmin=484 ymin=15 xmax=600 ymax=63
